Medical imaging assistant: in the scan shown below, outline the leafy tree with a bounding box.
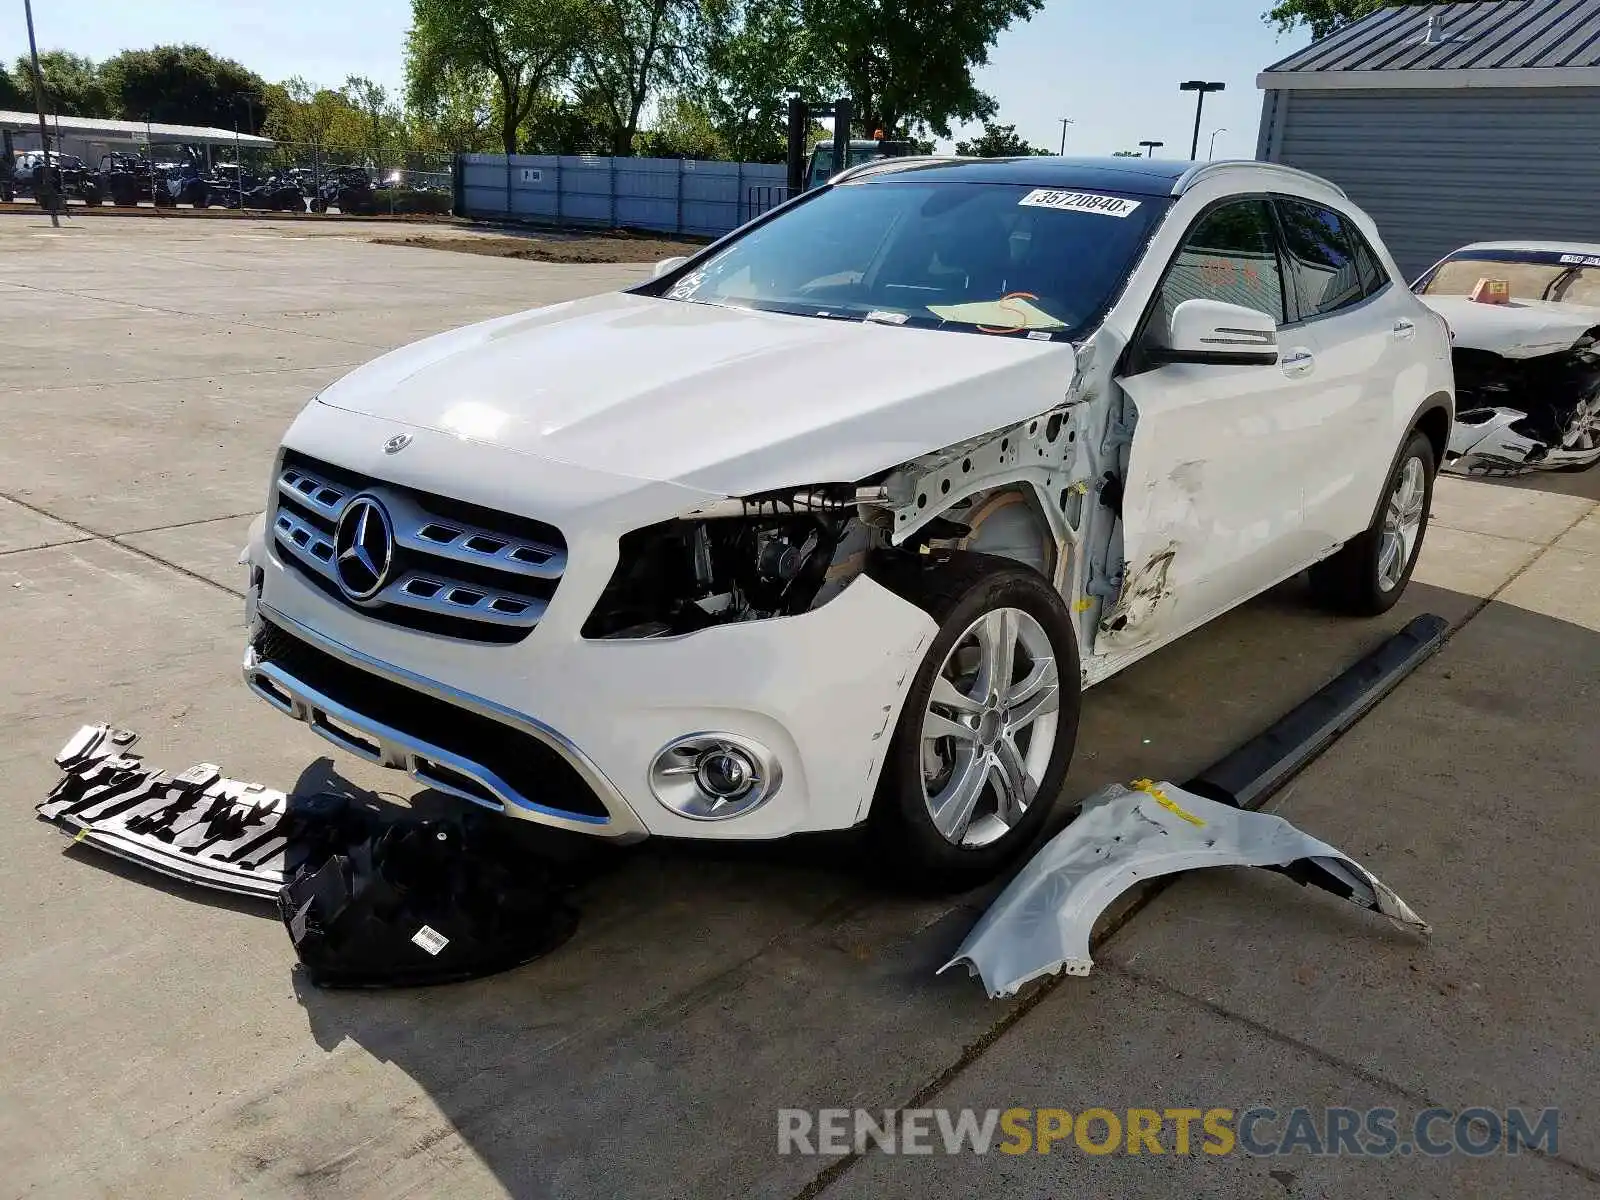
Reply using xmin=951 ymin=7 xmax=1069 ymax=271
xmin=521 ymin=89 xmax=616 ymax=153
xmin=799 ymin=0 xmax=1042 ymax=139
xmin=0 ymin=68 xmax=26 ymax=110
xmin=10 ymin=51 xmax=113 ymax=117
xmin=954 ymin=121 xmax=1047 ymax=157
xmin=100 ymin=45 xmax=264 ymax=127
xmin=693 ymin=0 xmax=831 ymax=162
xmin=406 ymin=70 xmax=497 ymax=152
xmin=263 ymin=77 xmax=370 ymax=153
xmin=342 ymin=75 xmax=405 ymax=150
xmin=579 ymin=0 xmax=697 ymax=156
xmin=1264 ymin=0 xmax=1485 ymax=40
xmin=633 ymin=94 xmax=725 ymax=158
xmin=406 ymin=0 xmax=586 ymax=153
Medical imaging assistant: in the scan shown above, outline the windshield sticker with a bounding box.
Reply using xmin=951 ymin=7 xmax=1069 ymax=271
xmin=1018 ymin=189 xmax=1141 ymax=218
xmin=865 ymin=310 xmax=908 ymax=325
xmin=927 ymin=293 xmax=1066 ymax=333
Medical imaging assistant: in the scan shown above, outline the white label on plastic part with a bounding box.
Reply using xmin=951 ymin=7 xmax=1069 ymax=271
xmin=412 ymin=925 xmax=449 ymax=956
xmin=865 ymin=310 xmax=908 ymax=324
xmin=1018 ymin=189 xmax=1141 ymax=218
xmin=1559 ymin=253 xmax=1600 ymax=268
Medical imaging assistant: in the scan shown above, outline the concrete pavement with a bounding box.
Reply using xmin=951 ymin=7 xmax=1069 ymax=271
xmin=1 ymin=215 xmax=1596 ymax=1199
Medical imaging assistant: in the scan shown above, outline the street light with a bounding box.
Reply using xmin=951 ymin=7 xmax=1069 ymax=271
xmin=1058 ymin=117 xmax=1074 ymax=156
xmin=1139 ymin=140 xmax=1164 ymax=158
xmin=1180 ymin=80 xmax=1226 ymax=160
xmin=1208 ymin=127 xmax=1228 ymax=160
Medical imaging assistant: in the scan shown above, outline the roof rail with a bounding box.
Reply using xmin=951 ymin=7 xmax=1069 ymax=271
xmin=1172 ymin=159 xmax=1347 ymax=199
xmin=830 ymin=155 xmax=965 ymax=184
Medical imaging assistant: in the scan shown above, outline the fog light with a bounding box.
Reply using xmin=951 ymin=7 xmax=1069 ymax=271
xmin=649 ymin=733 xmax=782 ymax=821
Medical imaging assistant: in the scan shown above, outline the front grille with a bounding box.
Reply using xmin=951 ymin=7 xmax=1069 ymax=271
xmin=253 ymin=619 xmax=610 ymax=819
xmin=271 ymin=450 xmax=567 ymax=644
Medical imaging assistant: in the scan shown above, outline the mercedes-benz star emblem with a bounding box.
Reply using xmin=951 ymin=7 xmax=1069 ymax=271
xmin=384 ymin=433 xmax=413 ymax=454
xmin=333 ymin=496 xmax=394 ymax=602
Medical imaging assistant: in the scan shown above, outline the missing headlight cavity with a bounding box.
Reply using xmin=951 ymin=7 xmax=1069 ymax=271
xmin=582 ymin=486 xmax=862 ymax=639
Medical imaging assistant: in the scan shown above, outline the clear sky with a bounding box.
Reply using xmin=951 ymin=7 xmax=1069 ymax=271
xmin=1 ymin=0 xmax=1314 ymax=160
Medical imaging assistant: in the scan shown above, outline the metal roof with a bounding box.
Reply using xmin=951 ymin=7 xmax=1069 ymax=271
xmin=1262 ymin=0 xmax=1600 ymax=80
xmin=0 ymin=110 xmax=273 ymax=147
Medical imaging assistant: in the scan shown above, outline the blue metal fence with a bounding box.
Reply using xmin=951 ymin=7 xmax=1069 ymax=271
xmin=459 ymin=153 xmax=791 ymax=238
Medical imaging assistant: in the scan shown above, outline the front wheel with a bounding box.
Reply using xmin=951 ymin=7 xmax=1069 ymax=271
xmin=870 ymin=552 xmax=1081 ymax=889
xmin=1309 ymin=431 xmax=1435 ymax=616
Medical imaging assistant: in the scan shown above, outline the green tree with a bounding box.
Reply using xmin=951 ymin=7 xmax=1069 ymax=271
xmin=406 ymin=0 xmax=586 ymax=154
xmin=10 ymin=51 xmax=113 ymax=117
xmin=579 ymin=0 xmax=697 ymax=156
xmin=520 ymin=89 xmax=615 ymax=153
xmin=633 ymin=93 xmax=725 ymax=158
xmin=100 ymin=45 xmax=264 ymax=127
xmin=954 ymin=121 xmax=1047 ymax=157
xmin=264 ymin=77 xmax=370 ymax=153
xmin=343 ymin=75 xmax=405 ymax=150
xmin=406 ymin=70 xmax=497 ymax=152
xmin=1265 ymin=0 xmax=1485 ymax=40
xmin=693 ymin=0 xmax=831 ymax=162
xmin=799 ymin=0 xmax=1042 ymax=139
xmin=0 ymin=68 xmax=26 ymax=110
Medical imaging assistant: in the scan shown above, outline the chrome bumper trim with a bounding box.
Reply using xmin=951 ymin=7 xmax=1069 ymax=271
xmin=244 ymin=605 xmax=648 ymax=841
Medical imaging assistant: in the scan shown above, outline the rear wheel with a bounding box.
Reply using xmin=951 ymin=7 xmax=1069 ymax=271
xmin=1309 ymin=431 xmax=1434 ymax=616
xmin=870 ymin=552 xmax=1081 ymax=889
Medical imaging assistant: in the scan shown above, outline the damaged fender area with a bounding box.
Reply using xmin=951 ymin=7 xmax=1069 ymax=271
xmin=1444 ymin=340 xmax=1600 ymax=476
xmin=940 ymin=780 xmax=1428 ymax=999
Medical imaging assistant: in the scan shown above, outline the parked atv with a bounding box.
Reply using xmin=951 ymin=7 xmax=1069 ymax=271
xmin=243 ymin=173 xmax=306 ymax=212
xmin=309 ymin=165 xmax=378 ymax=215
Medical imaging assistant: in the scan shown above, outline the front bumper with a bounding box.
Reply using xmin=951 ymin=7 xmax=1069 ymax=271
xmin=245 ymin=517 xmax=939 ymax=841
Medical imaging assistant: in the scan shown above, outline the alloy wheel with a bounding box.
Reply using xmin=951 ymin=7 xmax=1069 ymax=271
xmin=921 ymin=607 xmax=1060 ymax=848
xmin=1378 ymin=456 xmax=1427 ymax=593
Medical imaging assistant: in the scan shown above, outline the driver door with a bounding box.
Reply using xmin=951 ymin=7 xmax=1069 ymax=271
xmin=1099 ymin=196 xmax=1322 ymax=653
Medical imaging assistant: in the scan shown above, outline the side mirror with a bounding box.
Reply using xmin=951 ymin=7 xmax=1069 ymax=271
xmin=652 ymin=256 xmax=689 ymax=279
xmin=1155 ymin=298 xmax=1279 ymax=366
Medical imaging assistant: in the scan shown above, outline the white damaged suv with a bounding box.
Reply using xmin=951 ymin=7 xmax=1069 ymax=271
xmin=242 ymin=157 xmax=1453 ymax=884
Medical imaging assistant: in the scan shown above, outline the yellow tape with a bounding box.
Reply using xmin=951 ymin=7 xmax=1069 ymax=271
xmin=1073 ymin=597 xmax=1094 ymax=612
xmin=72 ymin=827 xmax=90 ymax=844
xmin=1130 ymin=778 xmax=1206 ymax=827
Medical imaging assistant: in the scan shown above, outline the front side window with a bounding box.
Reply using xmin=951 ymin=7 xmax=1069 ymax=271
xmin=647 ymin=178 xmax=1171 ymax=341
xmin=1276 ymin=199 xmax=1366 ymax=318
xmin=1415 ymin=248 xmax=1600 ymax=307
xmin=1150 ymin=198 xmax=1288 ymax=339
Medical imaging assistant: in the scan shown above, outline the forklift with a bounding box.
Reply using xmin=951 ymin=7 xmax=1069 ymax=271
xmin=785 ymin=97 xmax=915 ymax=196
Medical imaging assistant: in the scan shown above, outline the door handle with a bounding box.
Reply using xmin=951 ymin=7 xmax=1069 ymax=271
xmin=1281 ymin=348 xmax=1316 ymax=378
xmin=1392 ymin=318 xmax=1417 ymax=340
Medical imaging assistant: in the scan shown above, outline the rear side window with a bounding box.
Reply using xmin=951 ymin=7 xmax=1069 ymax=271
xmin=1276 ymin=199 xmax=1368 ymax=318
xmin=1150 ymin=198 xmax=1288 ymax=338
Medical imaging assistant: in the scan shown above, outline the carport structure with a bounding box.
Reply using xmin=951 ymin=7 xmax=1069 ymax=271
xmin=0 ymin=109 xmax=273 ymax=176
xmin=1255 ymin=0 xmax=1600 ymax=279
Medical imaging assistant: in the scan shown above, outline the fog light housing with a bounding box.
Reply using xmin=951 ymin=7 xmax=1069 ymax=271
xmin=649 ymin=733 xmax=782 ymax=821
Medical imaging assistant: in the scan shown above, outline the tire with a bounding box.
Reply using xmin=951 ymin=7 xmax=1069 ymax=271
xmin=868 ymin=551 xmax=1082 ymax=889
xmin=1309 ymin=431 xmax=1435 ymax=616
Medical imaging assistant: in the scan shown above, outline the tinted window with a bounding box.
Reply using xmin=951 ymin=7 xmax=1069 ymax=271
xmin=1347 ymin=226 xmax=1390 ymax=297
xmin=1151 ymin=198 xmax=1287 ymax=337
xmin=650 ymin=180 xmax=1170 ymax=340
xmin=1277 ymin=199 xmax=1366 ymax=318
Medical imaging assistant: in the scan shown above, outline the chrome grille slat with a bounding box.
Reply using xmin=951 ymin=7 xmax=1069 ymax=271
xmin=381 ymin=572 xmax=548 ymax=628
xmin=269 ymin=456 xmax=565 ymax=643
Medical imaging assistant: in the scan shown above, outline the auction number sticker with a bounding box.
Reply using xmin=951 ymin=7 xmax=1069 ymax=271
xmin=412 ymin=925 xmax=450 ymax=956
xmin=1019 ymin=189 xmax=1142 ymax=218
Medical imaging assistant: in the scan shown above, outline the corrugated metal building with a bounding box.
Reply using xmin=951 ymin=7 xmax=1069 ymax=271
xmin=1255 ymin=0 xmax=1600 ymax=278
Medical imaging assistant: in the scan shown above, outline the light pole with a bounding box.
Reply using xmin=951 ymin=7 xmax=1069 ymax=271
xmin=1139 ymin=140 xmax=1164 ymax=158
xmin=1180 ymin=80 xmax=1226 ymax=160
xmin=23 ymin=0 xmax=59 ymax=226
xmin=1207 ymin=127 xmax=1228 ymax=160
xmin=1058 ymin=117 xmax=1074 ymax=155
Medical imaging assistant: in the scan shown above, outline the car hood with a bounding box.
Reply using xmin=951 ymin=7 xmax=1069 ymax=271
xmin=315 ymin=291 xmax=1077 ymax=496
xmin=1420 ymin=294 xmax=1600 ymax=359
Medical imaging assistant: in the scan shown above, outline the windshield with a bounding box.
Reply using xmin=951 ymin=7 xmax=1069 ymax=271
xmin=1417 ymin=249 xmax=1600 ymax=307
xmin=653 ymin=180 xmax=1168 ymax=340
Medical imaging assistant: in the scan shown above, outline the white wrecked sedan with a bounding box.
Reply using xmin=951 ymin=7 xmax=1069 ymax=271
xmin=1415 ymin=241 xmax=1600 ymax=474
xmin=241 ymin=157 xmax=1453 ymax=885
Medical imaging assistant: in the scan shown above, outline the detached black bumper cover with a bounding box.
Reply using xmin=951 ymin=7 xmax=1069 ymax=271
xmin=40 ymin=724 xmax=581 ymax=986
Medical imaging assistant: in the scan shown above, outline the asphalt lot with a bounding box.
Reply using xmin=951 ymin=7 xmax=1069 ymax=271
xmin=2 ymin=213 xmax=1597 ymax=1200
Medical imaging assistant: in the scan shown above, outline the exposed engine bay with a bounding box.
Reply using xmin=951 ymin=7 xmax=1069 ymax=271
xmin=1447 ymin=338 xmax=1600 ymax=475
